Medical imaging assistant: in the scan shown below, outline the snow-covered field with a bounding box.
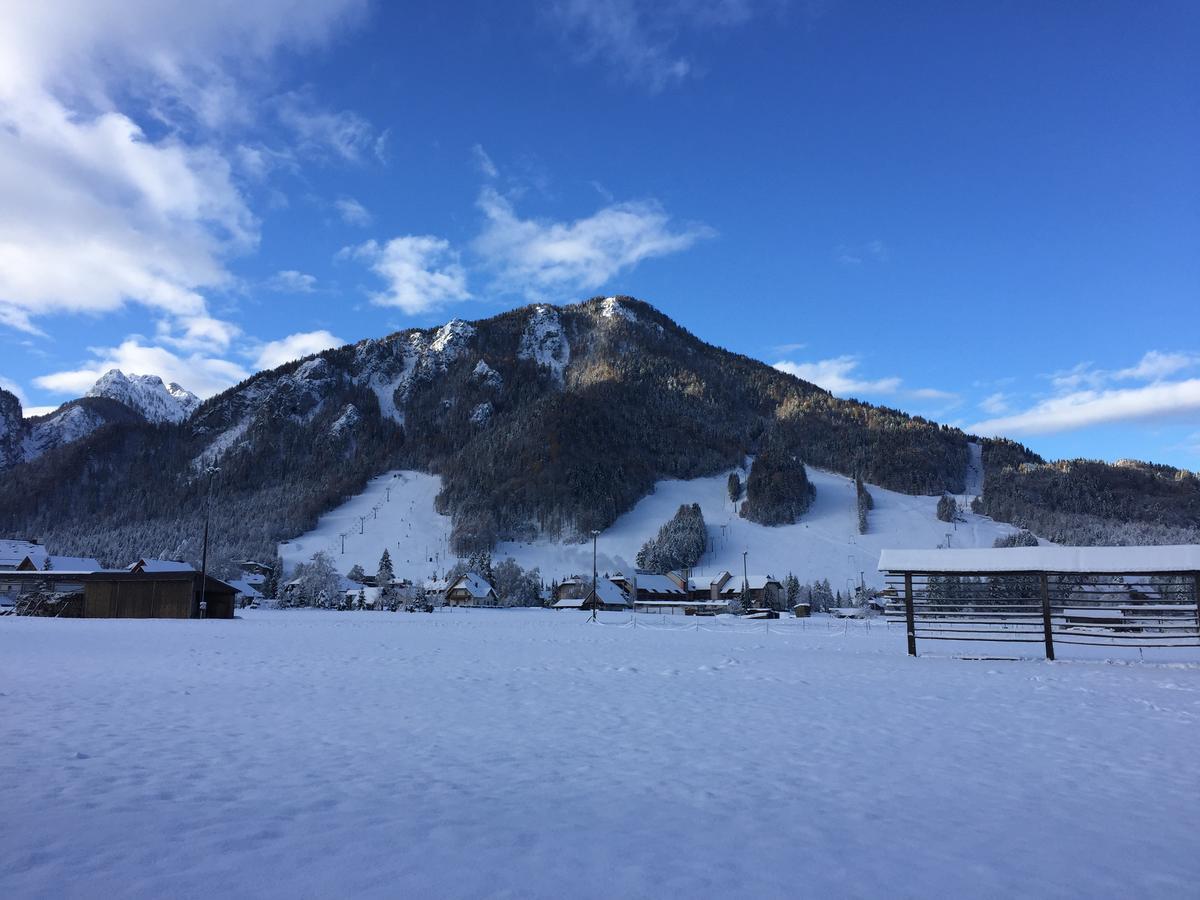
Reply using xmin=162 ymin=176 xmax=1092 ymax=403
xmin=282 ymin=460 xmax=1020 ymax=588
xmin=3 ymin=610 xmax=1198 ymax=898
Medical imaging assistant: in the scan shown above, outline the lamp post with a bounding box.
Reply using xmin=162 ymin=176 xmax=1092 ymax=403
xmin=590 ymin=529 xmax=600 ymax=622
xmin=742 ymin=549 xmax=749 ymax=613
xmin=198 ymin=465 xmax=218 ymax=619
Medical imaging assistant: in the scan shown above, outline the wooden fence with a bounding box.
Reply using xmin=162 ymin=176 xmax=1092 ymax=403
xmin=882 ymin=571 xmax=1200 ymax=659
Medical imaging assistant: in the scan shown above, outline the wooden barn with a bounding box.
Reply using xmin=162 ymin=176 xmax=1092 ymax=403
xmin=1 ymin=570 xmax=236 ymax=619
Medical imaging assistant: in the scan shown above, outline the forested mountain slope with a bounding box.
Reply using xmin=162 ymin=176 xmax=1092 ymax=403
xmin=1 ymin=297 xmax=1195 ymax=572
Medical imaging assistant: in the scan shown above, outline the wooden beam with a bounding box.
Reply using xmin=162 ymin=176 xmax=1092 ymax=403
xmin=904 ymin=573 xmax=916 ymax=657
xmin=1039 ymin=574 xmax=1055 ymax=662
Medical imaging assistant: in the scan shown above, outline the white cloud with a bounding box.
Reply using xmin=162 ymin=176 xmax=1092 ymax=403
xmin=836 ymin=240 xmax=889 ymax=266
xmin=968 ymin=380 xmax=1200 ymax=437
xmin=0 ymin=1 xmax=366 ymax=335
xmin=547 ymin=0 xmax=774 ymax=92
xmin=342 ymin=236 xmax=471 ymax=314
xmin=34 ymin=339 xmax=251 ymax=399
xmin=276 ymin=89 xmax=383 ymax=164
xmin=979 ymin=392 xmax=1011 ymax=416
xmin=0 ymin=376 xmax=29 ymax=406
xmin=1114 ymin=350 xmax=1199 ymax=382
xmin=773 ymin=356 xmax=902 ymax=397
xmin=474 ymin=187 xmax=713 ymax=297
xmin=335 ymin=197 xmax=372 ymax=226
xmin=254 ymin=330 xmax=343 ymax=370
xmin=266 ymin=270 xmax=318 ymax=293
xmin=472 ymin=144 xmax=499 ymax=178
xmin=156 ymin=315 xmax=243 ymax=351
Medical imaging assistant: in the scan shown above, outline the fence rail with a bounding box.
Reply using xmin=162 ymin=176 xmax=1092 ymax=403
xmin=883 ymin=571 xmax=1200 ymax=658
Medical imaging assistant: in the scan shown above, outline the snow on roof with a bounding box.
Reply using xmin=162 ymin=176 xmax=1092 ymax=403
xmin=227 ymin=579 xmax=264 ymax=598
xmin=879 ymin=545 xmax=1200 ymax=575
xmin=130 ymin=559 xmax=195 ymax=572
xmin=617 ymin=572 xmax=686 ymax=594
xmin=425 ymin=579 xmax=450 ymax=591
xmin=593 ymin=578 xmax=629 ymax=606
xmin=45 ymin=556 xmax=102 ymax=571
xmin=717 ymin=575 xmax=778 ymax=594
xmin=688 ymin=571 xmax=732 ymax=591
xmin=553 ymin=596 xmax=586 ymax=609
xmin=1 ymin=539 xmax=45 ymax=568
xmin=450 ymin=573 xmax=495 ymax=597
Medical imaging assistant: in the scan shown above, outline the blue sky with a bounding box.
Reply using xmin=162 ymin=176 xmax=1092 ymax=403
xmin=1 ymin=1 xmax=1197 ymax=469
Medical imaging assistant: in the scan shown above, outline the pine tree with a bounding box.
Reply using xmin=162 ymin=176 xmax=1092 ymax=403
xmin=727 ymin=472 xmax=741 ymax=503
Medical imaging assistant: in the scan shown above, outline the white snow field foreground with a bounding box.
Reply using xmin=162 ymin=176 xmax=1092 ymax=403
xmin=4 ymin=611 xmax=1199 ymax=899
xmin=281 ymin=461 xmax=1020 ymax=589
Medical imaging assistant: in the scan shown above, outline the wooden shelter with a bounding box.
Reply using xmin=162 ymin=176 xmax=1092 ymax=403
xmin=878 ymin=546 xmax=1200 ymax=659
xmin=0 ymin=570 xmax=236 ymax=619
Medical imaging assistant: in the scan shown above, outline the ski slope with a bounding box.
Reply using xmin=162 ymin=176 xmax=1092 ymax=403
xmin=282 ymin=462 xmax=1023 ymax=588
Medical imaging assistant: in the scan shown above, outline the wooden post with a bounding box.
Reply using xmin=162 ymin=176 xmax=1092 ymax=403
xmin=1040 ymin=574 xmax=1055 ymax=661
xmin=1193 ymin=573 xmax=1200 ymax=638
xmin=904 ymin=573 xmax=917 ymax=657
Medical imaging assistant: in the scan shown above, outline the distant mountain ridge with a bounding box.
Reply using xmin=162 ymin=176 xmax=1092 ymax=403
xmin=0 ymin=369 xmax=198 ymax=468
xmin=87 ymin=369 xmax=199 ymax=424
xmin=0 ymin=297 xmax=1196 ymax=571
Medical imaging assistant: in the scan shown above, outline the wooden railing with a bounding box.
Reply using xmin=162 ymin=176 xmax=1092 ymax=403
xmin=882 ymin=571 xmax=1200 ymax=658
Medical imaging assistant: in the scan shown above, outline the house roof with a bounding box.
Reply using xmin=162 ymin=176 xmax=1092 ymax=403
xmin=878 ymin=545 xmax=1200 ymax=575
xmin=46 ymin=556 xmax=103 ymax=571
xmin=592 ymin=578 xmax=629 ymax=606
xmin=617 ymin=572 xmax=687 ymax=595
xmin=227 ymin=579 xmax=263 ymax=598
xmin=129 ymin=558 xmax=195 ymax=573
xmin=449 ymin=573 xmax=495 ymax=597
xmin=717 ymin=575 xmax=779 ymax=594
xmin=687 ymin=571 xmax=734 ymax=591
xmin=553 ymin=596 xmax=586 ymax=609
xmin=1 ymin=539 xmax=45 ymax=568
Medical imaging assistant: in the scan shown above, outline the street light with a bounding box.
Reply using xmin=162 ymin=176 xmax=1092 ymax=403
xmin=590 ymin=529 xmax=600 ymax=623
xmin=197 ymin=465 xmax=219 ymax=619
xmin=742 ymin=549 xmax=749 ymax=613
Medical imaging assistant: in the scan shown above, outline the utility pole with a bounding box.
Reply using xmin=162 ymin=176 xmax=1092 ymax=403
xmin=197 ymin=466 xmax=218 ymax=619
xmin=590 ymin=530 xmax=600 ymax=622
xmin=742 ymin=549 xmax=749 ymax=612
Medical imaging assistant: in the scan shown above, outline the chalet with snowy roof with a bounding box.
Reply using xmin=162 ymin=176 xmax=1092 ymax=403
xmin=424 ymin=578 xmax=450 ymax=605
xmin=17 ymin=554 xmax=102 ymax=572
xmin=688 ymin=571 xmax=782 ymax=607
xmin=444 ymin=573 xmax=498 ymax=607
xmin=1 ymin=539 xmax=46 ymax=571
xmin=610 ymin=571 xmax=689 ymax=602
xmin=551 ymin=577 xmax=587 ymax=604
xmin=553 ymin=577 xmax=630 ymax=611
xmin=227 ymin=578 xmax=264 ymax=606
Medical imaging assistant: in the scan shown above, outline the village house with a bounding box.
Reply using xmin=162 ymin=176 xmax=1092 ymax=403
xmin=688 ymin=571 xmax=783 ymax=607
xmin=444 ymin=573 xmax=498 ymax=607
xmin=1 ymin=539 xmax=47 ymax=571
xmin=553 ymin=577 xmax=630 ymax=611
xmin=609 ymin=571 xmax=689 ymax=602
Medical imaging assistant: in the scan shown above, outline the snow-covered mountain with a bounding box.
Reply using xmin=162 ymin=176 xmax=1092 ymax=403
xmin=0 ymin=370 xmax=199 ymax=469
xmin=2 ymin=297 xmax=1197 ymax=571
xmin=86 ymin=369 xmax=199 ymax=424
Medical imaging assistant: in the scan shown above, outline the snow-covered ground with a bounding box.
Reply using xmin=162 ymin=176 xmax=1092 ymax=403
xmin=2 ymin=610 xmax=1198 ymax=898
xmin=282 ymin=464 xmax=1021 ymax=588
